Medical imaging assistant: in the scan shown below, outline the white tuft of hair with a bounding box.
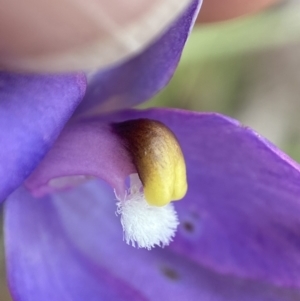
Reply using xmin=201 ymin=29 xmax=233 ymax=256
xmin=115 ymin=174 xmax=179 ymax=250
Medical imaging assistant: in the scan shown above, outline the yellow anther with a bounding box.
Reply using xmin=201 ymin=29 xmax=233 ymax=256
xmin=113 ymin=118 xmax=187 ymax=206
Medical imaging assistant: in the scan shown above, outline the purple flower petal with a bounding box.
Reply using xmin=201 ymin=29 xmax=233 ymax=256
xmin=0 ymin=72 xmax=86 ymax=201
xmin=74 ymin=0 xmax=201 ymax=116
xmin=5 ymin=180 xmax=300 ymax=301
xmin=23 ymin=107 xmax=300 ymax=287
xmin=4 ymin=185 xmax=146 ymax=301
xmin=25 ymin=118 xmax=136 ymax=198
xmin=110 ymin=108 xmax=300 ymax=287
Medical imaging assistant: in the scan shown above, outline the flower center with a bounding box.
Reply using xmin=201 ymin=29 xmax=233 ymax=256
xmin=113 ymin=118 xmax=187 ymax=206
xmin=116 ymin=173 xmax=179 ymax=250
xmin=112 ymin=118 xmax=188 ymax=249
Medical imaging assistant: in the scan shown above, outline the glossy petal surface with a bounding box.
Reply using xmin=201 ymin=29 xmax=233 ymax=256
xmin=75 ymin=0 xmax=201 ymax=116
xmin=0 ymin=72 xmax=86 ymax=201
xmin=23 ymin=108 xmax=300 ymax=288
xmin=5 ymin=181 xmax=300 ymax=301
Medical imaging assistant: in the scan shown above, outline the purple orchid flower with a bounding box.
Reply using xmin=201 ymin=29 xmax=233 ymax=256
xmin=1 ymin=1 xmax=300 ymax=301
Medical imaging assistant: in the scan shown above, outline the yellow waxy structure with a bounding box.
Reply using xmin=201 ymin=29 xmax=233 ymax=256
xmin=113 ymin=118 xmax=187 ymax=206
